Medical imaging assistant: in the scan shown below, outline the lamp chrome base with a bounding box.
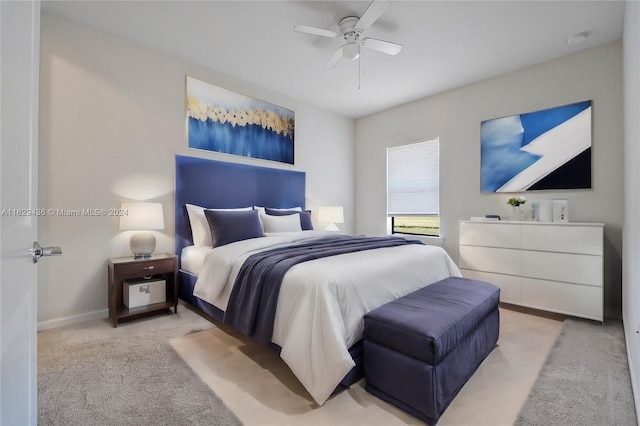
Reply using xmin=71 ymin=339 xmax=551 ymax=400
xmin=130 ymin=231 xmax=156 ymax=259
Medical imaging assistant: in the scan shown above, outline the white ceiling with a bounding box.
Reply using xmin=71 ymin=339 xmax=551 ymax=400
xmin=41 ymin=1 xmax=624 ymax=119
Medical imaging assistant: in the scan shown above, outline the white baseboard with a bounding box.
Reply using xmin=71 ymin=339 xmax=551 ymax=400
xmin=37 ymin=309 xmax=108 ymax=331
xmin=623 ymin=321 xmax=640 ymax=426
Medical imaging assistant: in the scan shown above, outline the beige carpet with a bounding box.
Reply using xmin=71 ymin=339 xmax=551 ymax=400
xmin=38 ymin=307 xmax=241 ymax=426
xmin=170 ymin=307 xmax=563 ymax=425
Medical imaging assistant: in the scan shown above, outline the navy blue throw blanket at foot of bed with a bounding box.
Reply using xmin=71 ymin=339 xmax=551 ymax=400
xmin=223 ymin=235 xmax=424 ymax=346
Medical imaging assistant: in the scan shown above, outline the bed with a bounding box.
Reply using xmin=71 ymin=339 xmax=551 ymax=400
xmin=175 ymin=155 xmax=462 ymax=405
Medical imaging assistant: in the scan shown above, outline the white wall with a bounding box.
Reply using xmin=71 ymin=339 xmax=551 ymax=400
xmin=37 ymin=14 xmax=355 ymax=327
xmin=623 ymin=0 xmax=640 ymax=419
xmin=355 ymin=41 xmax=624 ymax=318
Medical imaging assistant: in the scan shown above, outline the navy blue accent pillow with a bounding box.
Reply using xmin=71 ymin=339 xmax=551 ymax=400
xmin=204 ymin=209 xmax=263 ymax=247
xmin=265 ymin=208 xmax=314 ymax=231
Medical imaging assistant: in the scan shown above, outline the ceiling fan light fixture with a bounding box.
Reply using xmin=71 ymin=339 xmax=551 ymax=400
xmin=294 ymin=0 xmax=400 ymax=68
xmin=343 ymin=42 xmax=360 ymax=61
xmin=567 ymin=32 xmax=589 ymax=46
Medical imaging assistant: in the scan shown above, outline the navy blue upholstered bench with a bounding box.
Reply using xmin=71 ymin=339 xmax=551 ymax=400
xmin=363 ymin=277 xmax=500 ymax=425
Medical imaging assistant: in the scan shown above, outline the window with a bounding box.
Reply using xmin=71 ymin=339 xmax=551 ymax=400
xmin=387 ymin=138 xmax=440 ymax=237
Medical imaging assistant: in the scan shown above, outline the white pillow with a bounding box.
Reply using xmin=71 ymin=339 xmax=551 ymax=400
xmin=260 ymin=212 xmax=302 ymax=233
xmin=254 ymin=206 xmax=302 ymax=231
xmin=185 ymin=204 xmax=252 ymax=247
xmin=254 ymin=206 xmax=302 ymax=215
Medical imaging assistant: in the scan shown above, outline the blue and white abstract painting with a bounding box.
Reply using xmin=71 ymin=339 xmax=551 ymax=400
xmin=481 ymin=101 xmax=592 ymax=192
xmin=186 ymin=76 xmax=295 ymax=164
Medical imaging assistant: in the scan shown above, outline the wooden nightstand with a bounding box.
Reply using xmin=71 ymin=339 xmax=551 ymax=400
xmin=108 ymin=253 xmax=178 ymax=327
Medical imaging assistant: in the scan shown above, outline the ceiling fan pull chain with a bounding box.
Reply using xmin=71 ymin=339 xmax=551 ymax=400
xmin=358 ymin=55 xmax=361 ymax=90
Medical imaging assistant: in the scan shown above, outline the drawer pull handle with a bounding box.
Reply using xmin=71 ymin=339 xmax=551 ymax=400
xmin=143 ymin=266 xmax=154 ymax=270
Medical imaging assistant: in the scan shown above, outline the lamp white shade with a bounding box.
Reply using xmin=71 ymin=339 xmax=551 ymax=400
xmin=119 ymin=202 xmax=164 ymax=231
xmin=119 ymin=202 xmax=164 ymax=258
xmin=318 ymin=206 xmax=344 ymax=231
xmin=317 ymin=206 xmax=344 ymax=224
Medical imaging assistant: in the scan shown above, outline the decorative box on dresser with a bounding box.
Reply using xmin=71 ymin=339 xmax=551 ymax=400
xmin=459 ymin=220 xmax=604 ymax=322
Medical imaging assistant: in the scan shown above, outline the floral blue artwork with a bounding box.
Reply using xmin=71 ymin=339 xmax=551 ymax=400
xmin=481 ymin=100 xmax=592 ymax=193
xmin=187 ymin=76 xmax=294 ymax=164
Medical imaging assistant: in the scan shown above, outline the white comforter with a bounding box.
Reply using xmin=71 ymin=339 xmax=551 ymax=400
xmin=192 ymin=231 xmax=462 ymax=405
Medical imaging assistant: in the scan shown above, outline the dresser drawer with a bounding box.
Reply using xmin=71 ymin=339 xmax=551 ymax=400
xmin=115 ymin=258 xmax=175 ymax=278
xmin=459 ymin=245 xmax=521 ymax=276
xmin=459 ymin=222 xmax=521 ymax=249
xmin=522 ymin=251 xmax=602 ymax=287
xmin=522 ymin=277 xmax=603 ymax=321
xmin=521 ymin=224 xmax=603 ymax=255
xmin=461 ymin=269 xmax=522 ymax=304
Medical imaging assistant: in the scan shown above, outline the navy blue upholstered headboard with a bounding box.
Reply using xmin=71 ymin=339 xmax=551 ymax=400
xmin=175 ymin=155 xmax=306 ymax=259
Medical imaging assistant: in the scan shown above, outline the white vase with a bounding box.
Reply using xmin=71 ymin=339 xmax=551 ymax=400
xmin=511 ymin=205 xmax=522 ymax=221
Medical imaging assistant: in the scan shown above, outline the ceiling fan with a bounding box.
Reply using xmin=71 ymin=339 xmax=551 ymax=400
xmin=294 ymin=0 xmax=402 ymax=68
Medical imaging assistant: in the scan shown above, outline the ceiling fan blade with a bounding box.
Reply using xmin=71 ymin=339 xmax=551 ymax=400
xmin=325 ymin=46 xmax=345 ymax=68
xmin=355 ymin=0 xmax=391 ymax=33
xmin=360 ymin=37 xmax=402 ymax=55
xmin=293 ymin=25 xmax=339 ymax=38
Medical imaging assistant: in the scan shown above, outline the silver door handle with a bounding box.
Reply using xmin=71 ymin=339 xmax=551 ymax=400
xmin=30 ymin=241 xmax=62 ymax=263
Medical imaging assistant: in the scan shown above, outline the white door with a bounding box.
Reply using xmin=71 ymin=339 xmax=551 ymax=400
xmin=0 ymin=1 xmax=41 ymax=424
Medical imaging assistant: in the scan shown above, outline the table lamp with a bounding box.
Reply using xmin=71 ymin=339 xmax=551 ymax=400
xmin=119 ymin=202 xmax=164 ymax=258
xmin=318 ymin=206 xmax=344 ymax=231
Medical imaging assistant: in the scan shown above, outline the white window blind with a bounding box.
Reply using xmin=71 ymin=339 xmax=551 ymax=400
xmin=387 ymin=138 xmax=439 ymax=216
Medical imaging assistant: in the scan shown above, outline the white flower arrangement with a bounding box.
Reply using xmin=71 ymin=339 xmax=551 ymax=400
xmin=187 ymin=97 xmax=294 ymax=138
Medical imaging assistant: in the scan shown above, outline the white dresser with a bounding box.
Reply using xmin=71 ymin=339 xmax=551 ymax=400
xmin=459 ymin=220 xmax=604 ymax=321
